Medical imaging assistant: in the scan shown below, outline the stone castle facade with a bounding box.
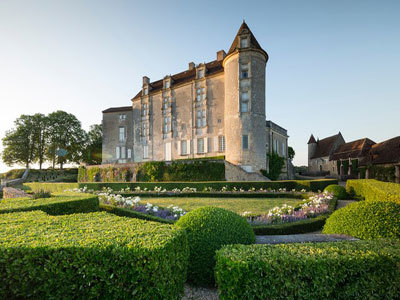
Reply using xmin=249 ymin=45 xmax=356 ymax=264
xmin=102 ymin=22 xmax=289 ymax=179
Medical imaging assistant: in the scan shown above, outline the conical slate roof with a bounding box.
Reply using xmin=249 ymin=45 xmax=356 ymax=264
xmin=307 ymin=134 xmax=317 ymax=144
xmin=227 ymin=21 xmax=268 ymax=60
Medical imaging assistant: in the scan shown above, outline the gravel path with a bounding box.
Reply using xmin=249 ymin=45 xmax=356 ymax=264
xmin=336 ymin=199 xmax=355 ymax=209
xmin=183 ymin=284 xmax=219 ymax=300
xmin=256 ymin=233 xmax=358 ymax=244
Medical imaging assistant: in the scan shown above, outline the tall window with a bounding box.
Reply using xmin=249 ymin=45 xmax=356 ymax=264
xmin=119 ymin=127 xmax=125 ymax=142
xmin=181 ymin=140 xmax=187 ymax=155
xmin=197 ymin=138 xmax=204 ymax=153
xmin=201 ymin=110 xmax=206 ymax=127
xmin=196 ymin=88 xmax=206 ymax=101
xmin=163 ymin=97 xmax=169 ymax=110
xmin=127 ymin=149 xmax=132 ymax=159
xmin=121 ymin=146 xmax=126 ymax=159
xmin=116 ymin=147 xmax=120 ymax=159
xmin=142 ymin=103 xmax=148 ymax=116
xmin=196 ymin=110 xmax=202 ymax=128
xmin=218 ymin=135 xmax=226 ymax=152
xmin=240 ymin=63 xmax=249 ymax=78
xmin=143 ymin=145 xmax=149 ymax=159
xmin=242 ymin=135 xmax=249 ymax=150
xmin=241 ymin=92 xmax=249 ymax=112
xmin=142 ymin=122 xmax=147 ymax=136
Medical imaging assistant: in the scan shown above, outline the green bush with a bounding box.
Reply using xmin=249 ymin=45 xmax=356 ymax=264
xmin=32 ymin=189 xmax=51 ymax=199
xmin=215 ymin=240 xmax=400 ymax=300
xmin=323 ymin=200 xmax=400 ymax=239
xmin=0 ymin=193 xmax=99 ymax=215
xmin=26 ymin=179 xmax=338 ymax=193
xmin=175 ymin=207 xmax=255 ymax=285
xmin=252 ymin=197 xmax=338 ymax=235
xmin=346 ymin=179 xmax=400 ymax=204
xmin=0 ymin=211 xmax=188 ymax=299
xmin=323 ymin=184 xmax=347 ymax=199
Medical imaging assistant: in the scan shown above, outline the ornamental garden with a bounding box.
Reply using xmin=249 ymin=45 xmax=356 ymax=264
xmin=0 ymin=178 xmax=399 ymax=299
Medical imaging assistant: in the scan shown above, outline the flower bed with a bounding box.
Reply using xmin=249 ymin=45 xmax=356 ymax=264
xmin=215 ymin=240 xmax=400 ymax=299
xmin=0 ymin=211 xmax=188 ymax=299
xmin=248 ymin=192 xmax=333 ymax=225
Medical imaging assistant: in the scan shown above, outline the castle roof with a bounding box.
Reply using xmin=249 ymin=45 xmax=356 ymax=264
xmin=307 ymin=134 xmax=316 ymax=144
xmin=359 ymin=136 xmax=400 ymax=166
xmin=131 ymin=59 xmax=223 ymax=101
xmin=331 ymin=138 xmax=375 ymax=161
xmin=227 ymin=21 xmax=268 ymax=60
xmin=102 ymin=106 xmax=132 ymax=113
xmin=311 ymin=133 xmax=343 ymax=159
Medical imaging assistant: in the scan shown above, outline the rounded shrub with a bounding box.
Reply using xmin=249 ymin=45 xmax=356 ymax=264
xmin=323 ymin=200 xmax=400 ymax=239
xmin=175 ymin=206 xmax=255 ymax=285
xmin=324 ymin=184 xmax=347 ymax=199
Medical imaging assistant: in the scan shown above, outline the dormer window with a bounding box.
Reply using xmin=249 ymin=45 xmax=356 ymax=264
xmin=240 ymin=37 xmax=249 ymax=48
xmin=119 ymin=114 xmax=126 ymax=121
xmin=143 ymin=88 xmax=148 ymax=95
xmin=164 ymin=80 xmax=170 ymax=89
xmin=198 ymin=69 xmax=204 ymax=79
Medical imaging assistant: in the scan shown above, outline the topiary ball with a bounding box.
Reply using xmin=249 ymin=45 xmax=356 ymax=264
xmin=175 ymin=206 xmax=255 ymax=285
xmin=322 ymin=200 xmax=400 ymax=239
xmin=324 ymin=184 xmax=347 ymax=199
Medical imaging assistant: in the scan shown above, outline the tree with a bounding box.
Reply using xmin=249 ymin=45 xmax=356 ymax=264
xmin=46 ymin=111 xmax=86 ymax=169
xmin=263 ymin=152 xmax=285 ymax=181
xmin=1 ymin=115 xmax=37 ymax=168
xmin=288 ymin=146 xmax=295 ymax=161
xmin=82 ymin=124 xmax=102 ymax=165
xmin=31 ymin=113 xmax=49 ymax=169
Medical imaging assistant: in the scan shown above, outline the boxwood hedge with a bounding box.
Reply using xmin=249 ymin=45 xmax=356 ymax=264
xmin=346 ymin=179 xmax=400 ymax=204
xmin=24 ymin=178 xmax=337 ymax=193
xmin=0 ymin=193 xmax=99 ymax=215
xmin=323 ymin=200 xmax=400 ymax=239
xmin=0 ymin=211 xmax=188 ymax=299
xmin=215 ymin=240 xmax=400 ymax=300
xmin=323 ymin=184 xmax=347 ymax=199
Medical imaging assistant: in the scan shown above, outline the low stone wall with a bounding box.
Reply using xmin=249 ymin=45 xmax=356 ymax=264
xmin=224 ymin=161 xmax=270 ymax=182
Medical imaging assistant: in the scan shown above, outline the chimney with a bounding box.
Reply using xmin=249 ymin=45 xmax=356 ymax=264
xmin=188 ymin=62 xmax=195 ymax=70
xmin=217 ymin=50 xmax=226 ymax=61
xmin=142 ymin=76 xmax=150 ymax=85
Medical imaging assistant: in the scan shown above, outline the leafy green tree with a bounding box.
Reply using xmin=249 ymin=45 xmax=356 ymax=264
xmin=46 ymin=111 xmax=86 ymax=169
xmin=264 ymin=152 xmax=285 ymax=180
xmin=82 ymin=124 xmax=102 ymax=165
xmin=1 ymin=115 xmax=37 ymax=168
xmin=288 ymin=146 xmax=295 ymax=161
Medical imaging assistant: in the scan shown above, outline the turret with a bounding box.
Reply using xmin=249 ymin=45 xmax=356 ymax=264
xmin=223 ymin=22 xmax=269 ymax=172
xmin=307 ymin=134 xmax=317 ymax=165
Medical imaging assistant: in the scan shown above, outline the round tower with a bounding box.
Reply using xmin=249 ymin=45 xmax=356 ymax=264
xmin=307 ymin=134 xmax=317 ymax=165
xmin=223 ymin=22 xmax=269 ymax=173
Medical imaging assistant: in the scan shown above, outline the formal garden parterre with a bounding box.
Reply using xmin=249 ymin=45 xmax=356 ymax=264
xmin=0 ymin=178 xmax=399 ymax=298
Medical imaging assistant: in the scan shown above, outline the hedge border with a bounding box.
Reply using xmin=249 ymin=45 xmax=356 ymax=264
xmin=0 ymin=194 xmax=99 ymax=215
xmin=346 ymin=179 xmax=400 ymax=204
xmin=24 ymin=179 xmax=338 ymax=193
xmin=251 ymin=197 xmax=338 ymax=235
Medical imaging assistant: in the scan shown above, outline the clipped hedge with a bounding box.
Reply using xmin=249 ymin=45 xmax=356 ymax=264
xmin=99 ymin=203 xmax=175 ymax=224
xmin=176 ymin=207 xmax=255 ymax=285
xmin=0 ymin=211 xmax=188 ymax=299
xmin=346 ymin=179 xmax=400 ymax=204
xmin=0 ymin=193 xmax=99 ymax=215
xmin=323 ymin=200 xmax=400 ymax=239
xmin=252 ymin=197 xmax=338 ymax=235
xmin=323 ymin=184 xmax=347 ymax=199
xmin=215 ymin=240 xmax=400 ymax=300
xmin=25 ymin=179 xmax=338 ymax=193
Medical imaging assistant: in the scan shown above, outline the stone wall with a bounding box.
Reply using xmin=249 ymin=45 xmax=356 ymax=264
xmin=224 ymin=161 xmax=270 ymax=182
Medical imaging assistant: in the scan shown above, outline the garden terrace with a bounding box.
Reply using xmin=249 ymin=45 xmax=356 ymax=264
xmin=23 ymin=178 xmax=338 ymax=193
xmin=0 ymin=211 xmax=188 ymax=299
xmin=215 ymin=240 xmax=400 ymax=299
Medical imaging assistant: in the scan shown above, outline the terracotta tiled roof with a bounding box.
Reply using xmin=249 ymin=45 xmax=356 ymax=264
xmin=307 ymin=134 xmax=316 ymax=144
xmin=331 ymin=138 xmax=375 ymax=161
xmin=131 ymin=60 xmax=224 ymax=101
xmin=359 ymin=136 xmax=400 ymax=166
xmin=311 ymin=133 xmax=343 ymax=159
xmin=227 ymin=21 xmax=268 ymax=60
xmin=102 ymin=106 xmax=132 ymax=113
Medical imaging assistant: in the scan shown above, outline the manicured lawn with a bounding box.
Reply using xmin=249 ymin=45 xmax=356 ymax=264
xmin=139 ymin=197 xmax=302 ymax=216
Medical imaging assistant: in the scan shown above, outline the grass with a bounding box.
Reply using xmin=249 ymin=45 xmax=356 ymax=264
xmin=137 ymin=197 xmax=302 ymax=216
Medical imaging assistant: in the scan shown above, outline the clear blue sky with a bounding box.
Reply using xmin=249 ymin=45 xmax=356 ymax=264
xmin=1 ymin=0 xmax=399 ymax=172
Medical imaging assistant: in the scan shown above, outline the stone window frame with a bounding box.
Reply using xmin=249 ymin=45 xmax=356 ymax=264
xmin=115 ymin=146 xmax=120 ymax=159
xmin=119 ymin=114 xmax=127 ymax=121
xmin=240 ymin=91 xmax=250 ymax=113
xmin=242 ymin=134 xmax=249 ymax=150
xmin=119 ymin=126 xmax=126 ymax=142
xmin=197 ymin=138 xmax=204 ymax=154
xmin=240 ymin=35 xmax=249 ymax=48
xmin=143 ymin=145 xmax=149 ymax=159
xmin=181 ymin=140 xmax=187 ymax=155
xmin=218 ymin=135 xmax=226 ymax=152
